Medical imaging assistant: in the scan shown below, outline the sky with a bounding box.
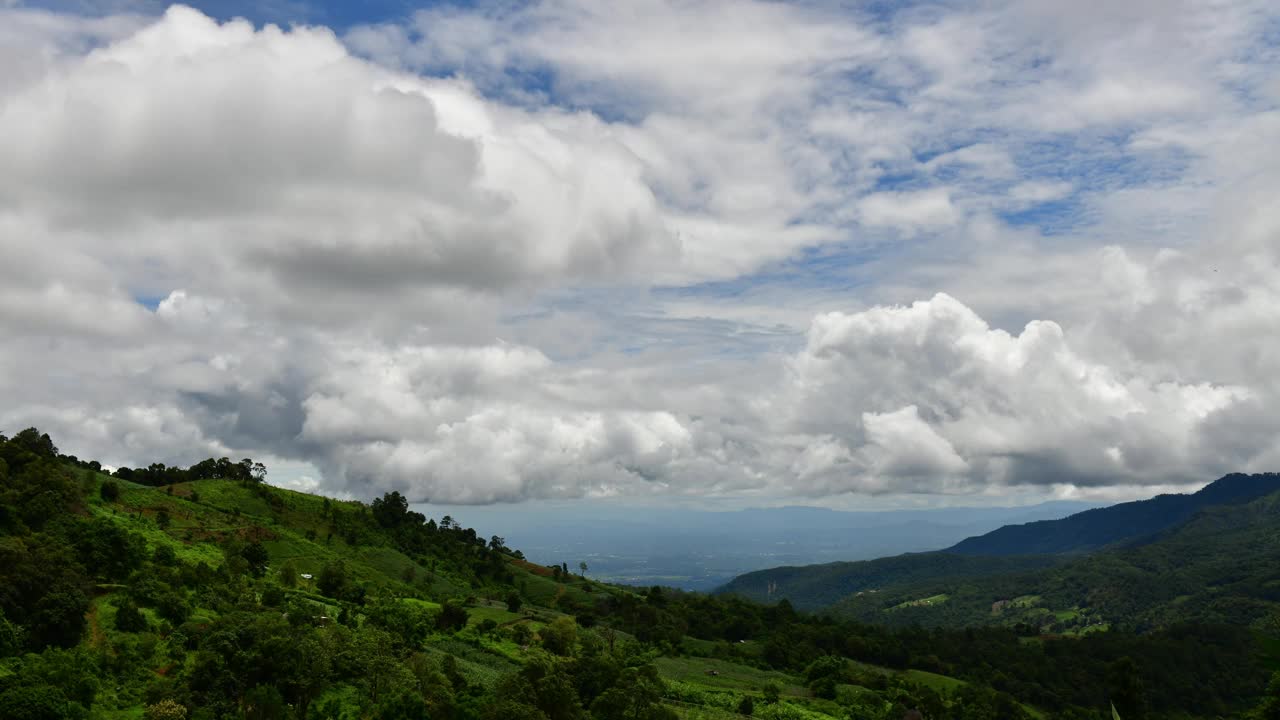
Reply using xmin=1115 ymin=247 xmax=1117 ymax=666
xmin=1 ymin=0 xmax=1278 ymax=509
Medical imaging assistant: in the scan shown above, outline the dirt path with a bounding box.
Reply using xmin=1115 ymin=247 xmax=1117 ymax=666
xmin=87 ymin=602 xmax=106 ymax=649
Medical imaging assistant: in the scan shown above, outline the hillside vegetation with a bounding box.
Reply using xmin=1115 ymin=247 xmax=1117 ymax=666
xmin=1 ymin=428 xmax=1278 ymax=719
xmin=718 ymin=474 xmax=1280 ymax=639
xmin=717 ymin=553 xmax=1061 ymax=612
xmin=829 ymin=487 xmax=1280 ymax=634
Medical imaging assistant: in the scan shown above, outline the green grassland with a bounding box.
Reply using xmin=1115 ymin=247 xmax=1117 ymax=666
xmin=654 ymin=656 xmax=808 ymax=696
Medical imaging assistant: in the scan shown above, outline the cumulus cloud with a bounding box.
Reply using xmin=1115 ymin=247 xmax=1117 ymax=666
xmin=0 ymin=6 xmax=678 ymax=332
xmin=777 ymin=293 xmax=1252 ymax=494
xmin=1 ymin=2 xmax=1278 ymax=505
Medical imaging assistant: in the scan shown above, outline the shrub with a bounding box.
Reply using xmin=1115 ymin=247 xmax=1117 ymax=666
xmin=115 ymin=603 xmax=148 ymax=633
xmin=144 ymin=699 xmax=187 ymax=720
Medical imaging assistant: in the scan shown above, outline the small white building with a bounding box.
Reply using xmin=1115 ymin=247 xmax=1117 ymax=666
xmin=300 ymin=573 xmax=313 ymax=580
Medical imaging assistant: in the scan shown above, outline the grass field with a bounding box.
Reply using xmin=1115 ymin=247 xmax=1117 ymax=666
xmin=654 ymin=656 xmax=808 ymax=697
xmin=903 ymin=669 xmax=965 ymax=693
xmin=888 ymin=593 xmax=950 ymax=611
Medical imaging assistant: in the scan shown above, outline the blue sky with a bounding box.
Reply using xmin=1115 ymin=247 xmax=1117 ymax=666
xmin=1 ymin=0 xmax=1278 ymax=507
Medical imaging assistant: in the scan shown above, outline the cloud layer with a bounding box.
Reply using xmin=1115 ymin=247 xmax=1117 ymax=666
xmin=1 ymin=1 xmax=1277 ymax=504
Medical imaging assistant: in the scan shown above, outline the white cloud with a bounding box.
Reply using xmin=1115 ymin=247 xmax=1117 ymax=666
xmin=1 ymin=2 xmax=1278 ymax=505
xmin=778 ymin=293 xmax=1253 ymax=492
xmin=0 ymin=5 xmax=679 ymax=334
xmin=859 ymin=189 xmax=960 ymax=234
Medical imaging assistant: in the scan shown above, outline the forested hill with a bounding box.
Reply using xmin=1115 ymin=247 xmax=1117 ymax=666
xmin=720 ymin=478 xmax=1280 ymax=640
xmin=715 ymin=473 xmax=1280 ymax=613
xmin=2 ymin=427 xmax=1279 ymax=720
xmin=829 ymin=485 xmax=1280 ymax=632
xmin=715 ymin=553 xmax=1061 ymax=612
xmin=947 ymin=472 xmax=1280 ymax=556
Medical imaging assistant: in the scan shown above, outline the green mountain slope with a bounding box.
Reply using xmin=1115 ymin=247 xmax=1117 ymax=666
xmin=948 ymin=473 xmax=1280 ymax=556
xmin=828 ymin=488 xmax=1280 ymax=633
xmin=1 ymin=428 xmax=1277 ymax=720
xmin=717 ymin=473 xmax=1280 ymax=622
xmin=715 ymin=552 xmax=1061 ymax=611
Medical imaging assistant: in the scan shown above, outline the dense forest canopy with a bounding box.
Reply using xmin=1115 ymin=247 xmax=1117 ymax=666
xmin=0 ymin=428 xmax=1277 ymax=720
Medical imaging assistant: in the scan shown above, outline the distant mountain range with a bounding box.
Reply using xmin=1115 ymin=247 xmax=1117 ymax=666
xmin=949 ymin=472 xmax=1280 ymax=555
xmin=718 ymin=473 xmax=1280 ymax=630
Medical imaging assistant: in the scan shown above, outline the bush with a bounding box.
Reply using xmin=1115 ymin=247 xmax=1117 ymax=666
xmin=260 ymin=586 xmax=285 ymax=608
xmin=540 ymin=616 xmax=578 ymax=657
xmin=153 ymin=545 xmax=177 ymax=567
xmin=144 ymin=699 xmax=187 ymax=720
xmin=436 ymin=599 xmax=468 ymax=633
xmin=155 ymin=592 xmax=189 ymax=624
xmin=115 ymin=603 xmax=148 ymax=633
xmin=100 ymin=480 xmax=120 ymax=502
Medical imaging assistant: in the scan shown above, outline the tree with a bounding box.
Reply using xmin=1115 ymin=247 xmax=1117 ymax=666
xmin=737 ymin=696 xmax=755 ymax=716
xmin=590 ymin=665 xmax=676 ymax=720
xmin=11 ymin=428 xmax=57 ymax=457
xmin=244 ymin=684 xmax=287 ymax=720
xmin=0 ymin=608 xmax=22 ymax=655
xmin=155 ymin=591 xmax=190 ymax=624
xmin=279 ymin=560 xmax=298 ymax=589
xmin=374 ymin=691 xmax=430 ymax=720
xmin=762 ymin=682 xmax=781 ymax=705
xmin=152 ymin=544 xmax=177 ymax=566
xmin=371 ymin=492 xmax=409 ymax=529
xmin=241 ymin=541 xmax=270 ymax=577
xmin=1252 ymin=671 xmax=1280 ymax=720
xmin=436 ymin=599 xmax=469 ymax=633
xmin=29 ymin=587 xmax=89 ymax=649
xmin=156 ymin=510 xmax=170 ymax=530
xmin=114 ymin=603 xmax=147 ymax=633
xmin=317 ymin=561 xmax=348 ymax=599
xmin=365 ymin=599 xmax=434 ymax=649
xmin=0 ymin=685 xmax=81 ymax=720
xmin=1107 ymin=656 xmax=1147 ymax=720
xmin=540 ymin=616 xmax=578 ymax=657
xmin=283 ymin=629 xmax=338 ymax=720
xmin=511 ymin=623 xmax=533 ymax=646
xmin=99 ymin=480 xmax=120 ymax=503
xmin=579 ymin=561 xmax=588 ymax=577
xmin=506 ymin=591 xmax=523 ymax=613
xmin=804 ymin=655 xmax=848 ymax=699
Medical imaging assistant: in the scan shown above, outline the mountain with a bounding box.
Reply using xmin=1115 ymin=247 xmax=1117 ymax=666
xmin=430 ymin=500 xmax=1099 ymax=591
xmin=947 ymin=473 xmax=1280 ymax=556
xmin=715 ymin=552 xmax=1061 ymax=611
xmin=829 ymin=485 xmax=1280 ymax=632
xmin=718 ymin=474 xmax=1280 ymax=620
xmin=0 ymin=428 xmax=1275 ymax=720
